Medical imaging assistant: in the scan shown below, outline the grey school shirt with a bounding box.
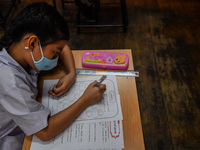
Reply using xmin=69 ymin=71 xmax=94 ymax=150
xmin=0 ymin=48 xmax=50 ymax=150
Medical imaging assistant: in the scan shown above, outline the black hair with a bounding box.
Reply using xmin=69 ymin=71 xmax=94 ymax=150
xmin=0 ymin=2 xmax=69 ymax=51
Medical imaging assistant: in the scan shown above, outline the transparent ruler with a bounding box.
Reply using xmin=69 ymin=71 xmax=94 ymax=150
xmin=76 ymin=70 xmax=139 ymax=77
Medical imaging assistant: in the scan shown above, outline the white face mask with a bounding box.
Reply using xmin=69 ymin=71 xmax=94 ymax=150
xmin=29 ymin=41 xmax=59 ymax=71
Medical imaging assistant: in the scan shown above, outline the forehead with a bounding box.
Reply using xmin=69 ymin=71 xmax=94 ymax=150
xmin=49 ymin=40 xmax=67 ymax=47
xmin=44 ymin=40 xmax=67 ymax=49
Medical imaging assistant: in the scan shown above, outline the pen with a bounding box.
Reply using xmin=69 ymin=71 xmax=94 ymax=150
xmin=95 ymin=75 xmax=107 ymax=87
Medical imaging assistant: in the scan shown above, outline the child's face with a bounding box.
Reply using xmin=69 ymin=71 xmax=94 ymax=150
xmin=25 ymin=37 xmax=68 ymax=72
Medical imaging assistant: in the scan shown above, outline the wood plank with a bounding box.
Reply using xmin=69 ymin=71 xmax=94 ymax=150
xmin=127 ymin=4 xmax=174 ymax=149
xmin=148 ymin=5 xmax=200 ymax=149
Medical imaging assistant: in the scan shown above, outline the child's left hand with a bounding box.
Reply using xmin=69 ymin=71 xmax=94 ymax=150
xmin=48 ymin=73 xmax=76 ymax=97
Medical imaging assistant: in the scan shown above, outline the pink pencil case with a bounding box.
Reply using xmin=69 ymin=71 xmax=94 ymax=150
xmin=82 ymin=51 xmax=129 ymax=70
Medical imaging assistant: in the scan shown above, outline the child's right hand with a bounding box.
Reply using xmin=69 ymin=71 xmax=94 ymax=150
xmin=81 ymin=81 xmax=106 ymax=106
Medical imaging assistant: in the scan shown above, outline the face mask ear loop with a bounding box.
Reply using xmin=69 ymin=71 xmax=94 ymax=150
xmin=25 ymin=46 xmax=35 ymax=62
xmin=30 ymin=51 xmax=36 ymax=62
xmin=27 ymin=40 xmax=44 ymax=62
xmin=38 ymin=40 xmax=44 ymax=58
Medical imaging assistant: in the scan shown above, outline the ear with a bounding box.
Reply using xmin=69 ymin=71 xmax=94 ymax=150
xmin=27 ymin=35 xmax=39 ymax=51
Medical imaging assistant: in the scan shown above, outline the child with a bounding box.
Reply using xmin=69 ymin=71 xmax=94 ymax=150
xmin=0 ymin=2 xmax=106 ymax=150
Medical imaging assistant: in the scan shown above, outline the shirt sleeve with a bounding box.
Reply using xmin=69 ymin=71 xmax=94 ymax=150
xmin=1 ymin=71 xmax=51 ymax=136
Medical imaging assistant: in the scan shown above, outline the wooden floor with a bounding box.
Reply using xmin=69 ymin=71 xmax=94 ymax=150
xmin=0 ymin=0 xmax=200 ymax=149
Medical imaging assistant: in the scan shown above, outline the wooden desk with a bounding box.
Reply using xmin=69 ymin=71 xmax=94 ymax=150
xmin=22 ymin=49 xmax=145 ymax=150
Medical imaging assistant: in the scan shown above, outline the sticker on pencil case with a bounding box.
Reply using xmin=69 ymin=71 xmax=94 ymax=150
xmin=82 ymin=51 xmax=129 ymax=70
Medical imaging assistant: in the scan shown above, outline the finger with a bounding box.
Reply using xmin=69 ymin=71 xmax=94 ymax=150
xmin=48 ymin=89 xmax=63 ymax=97
xmin=100 ymin=89 xmax=106 ymax=94
xmin=48 ymin=90 xmax=57 ymax=97
xmin=98 ymin=84 xmax=106 ymax=91
xmin=56 ymin=80 xmax=63 ymax=87
xmin=48 ymin=85 xmax=63 ymax=97
xmin=52 ymin=83 xmax=63 ymax=94
xmin=53 ymin=88 xmax=65 ymax=97
xmin=53 ymin=92 xmax=63 ymax=97
xmin=90 ymin=81 xmax=99 ymax=87
xmin=48 ymin=85 xmax=57 ymax=94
